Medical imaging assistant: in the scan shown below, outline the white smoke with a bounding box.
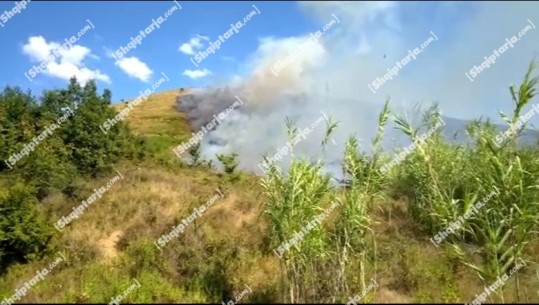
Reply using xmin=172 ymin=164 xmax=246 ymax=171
xmin=177 ymin=1 xmax=539 ymax=176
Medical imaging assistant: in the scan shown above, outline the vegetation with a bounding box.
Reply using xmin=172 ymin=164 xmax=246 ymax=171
xmin=1 ymin=64 xmax=539 ymax=303
xmin=0 ymin=78 xmax=140 ymax=272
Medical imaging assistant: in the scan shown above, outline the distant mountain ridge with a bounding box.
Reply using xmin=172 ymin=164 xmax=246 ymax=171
xmin=439 ymin=115 xmax=539 ymax=146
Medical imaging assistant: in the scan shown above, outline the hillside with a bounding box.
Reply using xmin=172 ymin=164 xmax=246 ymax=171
xmin=2 ymin=1 xmax=539 ymax=304
xmin=1 ymin=82 xmax=539 ymax=304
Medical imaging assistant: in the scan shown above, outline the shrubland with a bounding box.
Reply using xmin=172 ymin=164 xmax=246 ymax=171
xmin=1 ymin=64 xmax=539 ymax=303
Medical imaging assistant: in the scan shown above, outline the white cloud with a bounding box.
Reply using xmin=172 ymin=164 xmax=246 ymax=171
xmin=22 ymin=36 xmax=111 ymax=85
xmin=23 ymin=36 xmax=57 ymax=61
xmin=47 ymin=62 xmax=110 ymax=83
xmin=115 ymin=56 xmax=153 ymax=82
xmin=57 ymin=45 xmax=92 ymax=65
xmin=179 ymin=35 xmax=210 ymax=55
xmin=182 ymin=69 xmax=212 ymax=79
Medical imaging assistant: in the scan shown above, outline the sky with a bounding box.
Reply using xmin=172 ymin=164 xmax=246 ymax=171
xmin=0 ymin=1 xmax=538 ymax=122
xmin=0 ymin=1 xmax=310 ymax=101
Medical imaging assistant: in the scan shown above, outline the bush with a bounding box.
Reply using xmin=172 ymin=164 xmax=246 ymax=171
xmin=0 ymin=183 xmax=54 ymax=273
xmin=217 ymin=153 xmax=239 ymax=174
xmin=0 ymin=77 xmax=147 ymax=271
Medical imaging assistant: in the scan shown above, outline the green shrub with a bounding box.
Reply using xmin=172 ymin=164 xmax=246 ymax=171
xmin=217 ymin=153 xmax=239 ymax=174
xmin=0 ymin=183 xmax=54 ymax=273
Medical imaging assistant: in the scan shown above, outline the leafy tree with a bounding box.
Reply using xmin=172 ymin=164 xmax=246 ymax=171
xmin=0 ymin=87 xmax=38 ymax=172
xmin=0 ymin=77 xmax=146 ymax=272
xmin=60 ymin=79 xmax=138 ymax=175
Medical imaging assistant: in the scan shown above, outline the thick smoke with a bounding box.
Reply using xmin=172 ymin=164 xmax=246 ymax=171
xmin=177 ymin=1 xmax=539 ymax=177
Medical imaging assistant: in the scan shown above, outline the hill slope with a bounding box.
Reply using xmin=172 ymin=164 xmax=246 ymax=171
xmin=1 ymin=88 xmax=538 ymax=303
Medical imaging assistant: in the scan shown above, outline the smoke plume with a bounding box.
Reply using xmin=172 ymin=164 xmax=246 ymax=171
xmin=177 ymin=1 xmax=539 ymax=177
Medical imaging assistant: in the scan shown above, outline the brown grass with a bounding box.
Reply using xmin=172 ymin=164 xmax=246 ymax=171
xmin=3 ymin=87 xmax=531 ymax=303
xmin=113 ymin=89 xmax=191 ymax=137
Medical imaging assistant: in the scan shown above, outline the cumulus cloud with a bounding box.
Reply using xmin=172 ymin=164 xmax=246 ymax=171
xmin=182 ymin=68 xmax=212 ymax=79
xmin=22 ymin=36 xmax=110 ymax=84
xmin=179 ymin=34 xmax=209 ymax=55
xmin=23 ymin=36 xmax=58 ymax=61
xmin=114 ymin=56 xmax=153 ymax=82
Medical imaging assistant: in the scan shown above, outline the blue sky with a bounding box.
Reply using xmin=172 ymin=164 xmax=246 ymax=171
xmin=0 ymin=1 xmax=315 ymax=101
xmin=0 ymin=1 xmax=538 ymax=121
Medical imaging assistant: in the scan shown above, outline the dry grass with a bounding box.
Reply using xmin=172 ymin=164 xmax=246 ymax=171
xmin=53 ymin=162 xmax=264 ymax=260
xmin=113 ymin=89 xmax=194 ymax=161
xmin=3 ymin=86 xmax=537 ymax=303
xmin=96 ymin=230 xmax=124 ymax=261
xmin=113 ymin=89 xmax=191 ymax=137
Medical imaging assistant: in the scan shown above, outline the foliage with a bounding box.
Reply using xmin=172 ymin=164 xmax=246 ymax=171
xmin=217 ymin=153 xmax=239 ymax=174
xmin=0 ymin=183 xmax=53 ymax=273
xmin=0 ymin=77 xmax=144 ymax=272
xmin=394 ymin=61 xmax=539 ymax=302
